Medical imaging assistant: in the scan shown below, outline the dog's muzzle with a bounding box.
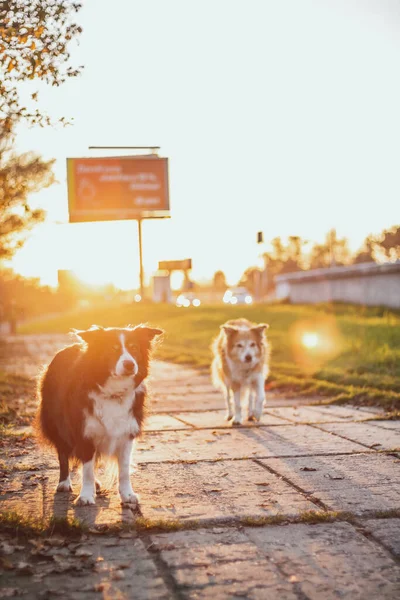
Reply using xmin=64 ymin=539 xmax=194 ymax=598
xmin=122 ymin=360 xmax=136 ymax=375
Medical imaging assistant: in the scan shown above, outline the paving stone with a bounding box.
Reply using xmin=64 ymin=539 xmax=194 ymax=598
xmin=356 ymin=406 xmax=386 ymax=415
xmin=1 ymin=470 xmax=137 ymax=527
xmin=262 ymin=453 xmax=400 ymax=514
xmin=366 ymin=420 xmax=400 ymax=431
xmin=149 ymin=392 xmax=225 ymax=413
xmin=264 ymin=406 xmax=337 ymax=423
xmin=134 ymin=459 xmax=317 ymax=522
xmin=264 ymin=396 xmax=328 ymax=407
xmin=318 ymin=421 xmax=400 ymax=450
xmin=144 ymin=414 xmax=192 ymax=431
xmin=254 ymin=424 xmax=369 ymax=456
xmin=136 ymin=429 xmax=266 ymax=462
xmin=152 ymin=382 xmax=218 ymax=394
xmin=174 ymin=410 xmax=287 ymax=428
xmin=0 ymin=335 xmax=69 ymax=367
xmin=265 ymin=405 xmax=377 ymax=424
xmin=308 ymin=404 xmax=382 ymax=419
xmin=172 ymin=560 xmax=296 ymax=599
xmin=151 ymin=528 xmax=260 ymax=567
xmin=47 ymin=490 xmax=137 ymax=529
xmin=152 ymin=522 xmax=400 ymax=599
xmin=0 ymin=535 xmax=170 ymax=600
xmin=152 ymin=528 xmax=296 ymax=599
xmin=1 ymin=460 xmax=317 ymax=525
xmin=364 ymin=518 xmax=400 ymax=557
xmin=149 ymin=360 xmax=204 ymax=380
xmin=148 ymin=364 xmax=217 ymax=396
xmin=136 ymin=424 xmax=366 ymax=463
xmin=150 ymin=394 xmax=316 ymax=413
xmin=0 ymin=438 xmax=58 ymax=471
xmin=150 ymin=526 xmax=252 ymax=550
xmin=1 ymin=474 xmax=44 ymax=519
xmin=245 ymin=522 xmax=400 ymax=599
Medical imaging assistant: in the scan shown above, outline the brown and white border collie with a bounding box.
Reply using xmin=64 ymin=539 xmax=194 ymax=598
xmin=37 ymin=325 xmax=163 ymax=506
xmin=211 ymin=318 xmax=270 ymax=424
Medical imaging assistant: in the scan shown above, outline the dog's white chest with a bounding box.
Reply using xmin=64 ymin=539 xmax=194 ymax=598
xmin=84 ymin=379 xmax=140 ymax=456
xmin=227 ymin=357 xmax=256 ymax=384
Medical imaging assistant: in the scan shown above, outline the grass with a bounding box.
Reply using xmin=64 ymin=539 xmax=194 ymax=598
xmin=111 ymin=511 xmax=345 ymax=532
xmin=134 ymin=516 xmax=190 ymax=532
xmin=0 ymin=510 xmax=349 ymax=538
xmin=0 ymin=510 xmax=86 ymax=538
xmin=3 ymin=506 xmax=400 ymax=538
xmin=236 ymin=510 xmax=345 ymax=527
xmin=16 ymin=300 xmax=400 ymax=409
xmin=237 ymin=508 xmax=400 ymax=527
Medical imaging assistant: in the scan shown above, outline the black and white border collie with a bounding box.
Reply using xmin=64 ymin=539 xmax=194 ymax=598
xmin=37 ymin=324 xmax=163 ymax=506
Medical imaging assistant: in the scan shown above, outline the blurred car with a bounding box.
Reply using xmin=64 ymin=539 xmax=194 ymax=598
xmin=176 ymin=292 xmax=201 ymax=307
xmin=223 ymin=287 xmax=253 ymax=305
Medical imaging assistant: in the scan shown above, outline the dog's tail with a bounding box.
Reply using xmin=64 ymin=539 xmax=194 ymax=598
xmin=33 ymin=363 xmax=54 ymax=448
xmin=211 ymin=358 xmax=225 ymax=392
xmin=210 ymin=333 xmax=226 ymax=392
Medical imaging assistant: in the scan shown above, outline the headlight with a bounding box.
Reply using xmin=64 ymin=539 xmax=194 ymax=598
xmin=192 ymin=298 xmax=201 ymax=307
xmin=245 ymin=295 xmax=253 ymax=304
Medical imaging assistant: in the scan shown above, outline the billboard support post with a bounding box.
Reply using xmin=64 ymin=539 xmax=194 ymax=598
xmin=138 ymin=219 xmax=144 ymax=299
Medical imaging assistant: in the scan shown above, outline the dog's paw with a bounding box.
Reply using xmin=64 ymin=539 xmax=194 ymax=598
xmin=75 ymin=493 xmax=96 ymax=506
xmin=232 ymin=416 xmax=243 ymax=426
xmin=247 ymin=414 xmax=257 ymax=422
xmin=56 ymin=479 xmax=72 ymax=493
xmin=225 ymin=412 xmax=234 ymax=421
xmin=95 ymin=479 xmax=102 ymax=492
xmin=253 ymin=409 xmax=263 ymax=422
xmin=120 ymin=490 xmax=139 ymax=507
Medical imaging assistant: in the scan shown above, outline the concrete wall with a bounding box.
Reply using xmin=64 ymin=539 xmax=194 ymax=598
xmin=275 ymin=261 xmax=400 ymax=309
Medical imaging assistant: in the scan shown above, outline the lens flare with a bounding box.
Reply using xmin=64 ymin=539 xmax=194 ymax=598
xmin=291 ymin=317 xmax=341 ymax=373
xmin=302 ymin=332 xmax=319 ymax=349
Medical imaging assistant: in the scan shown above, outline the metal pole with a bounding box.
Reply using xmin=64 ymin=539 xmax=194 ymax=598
xmin=138 ymin=219 xmax=145 ymax=298
xmin=86 ymin=145 xmax=162 ymax=298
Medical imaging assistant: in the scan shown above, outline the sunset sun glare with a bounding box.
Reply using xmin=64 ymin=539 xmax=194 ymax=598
xmin=301 ymin=332 xmax=320 ymax=349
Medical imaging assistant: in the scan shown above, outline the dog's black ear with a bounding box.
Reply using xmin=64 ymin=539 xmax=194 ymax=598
xmin=136 ymin=326 xmax=164 ymax=341
xmin=251 ymin=323 xmax=269 ymax=335
xmin=72 ymin=325 xmax=103 ymax=343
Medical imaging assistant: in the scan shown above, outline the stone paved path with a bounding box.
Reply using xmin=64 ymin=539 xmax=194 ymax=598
xmin=1 ymin=335 xmax=400 ymax=598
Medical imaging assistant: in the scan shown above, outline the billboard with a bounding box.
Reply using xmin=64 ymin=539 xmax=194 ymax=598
xmin=67 ymin=155 xmax=170 ymax=222
xmin=158 ymin=259 xmax=192 ymax=271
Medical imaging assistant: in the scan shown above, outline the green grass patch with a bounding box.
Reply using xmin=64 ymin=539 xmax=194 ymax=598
xmin=134 ymin=516 xmax=191 ymax=532
xmin=237 ymin=510 xmax=347 ymax=527
xmin=2 ymin=507 xmax=399 ymax=539
xmin=0 ymin=510 xmax=86 ymax=538
xmin=17 ymin=301 xmax=400 ymax=409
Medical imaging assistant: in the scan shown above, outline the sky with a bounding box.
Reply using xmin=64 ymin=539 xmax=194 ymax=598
xmin=9 ymin=0 xmax=400 ymax=289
